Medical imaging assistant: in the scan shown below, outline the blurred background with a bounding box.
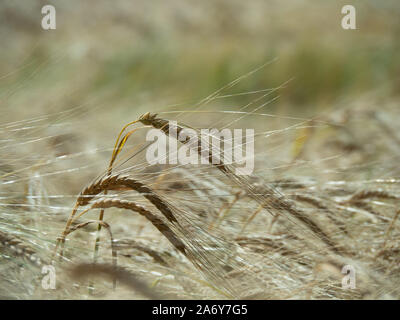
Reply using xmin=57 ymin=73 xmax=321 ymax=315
xmin=1 ymin=0 xmax=400 ymax=299
xmin=1 ymin=0 xmax=399 ymax=117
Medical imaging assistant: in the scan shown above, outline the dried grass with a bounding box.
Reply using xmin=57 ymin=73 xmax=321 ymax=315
xmin=138 ymin=112 xmax=343 ymax=254
xmin=3 ymin=88 xmax=400 ymax=300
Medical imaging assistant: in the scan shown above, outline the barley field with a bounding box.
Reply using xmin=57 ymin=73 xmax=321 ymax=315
xmin=0 ymin=1 xmax=399 ymax=299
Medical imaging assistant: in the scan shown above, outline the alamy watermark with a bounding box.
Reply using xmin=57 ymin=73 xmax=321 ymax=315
xmin=341 ymin=264 xmax=356 ymax=289
xmin=41 ymin=265 xmax=56 ymax=290
xmin=41 ymin=5 xmax=56 ymax=30
xmin=145 ymin=121 xmax=255 ymax=175
xmin=341 ymin=5 xmax=356 ymax=30
xmin=40 ymin=4 xmax=356 ymax=31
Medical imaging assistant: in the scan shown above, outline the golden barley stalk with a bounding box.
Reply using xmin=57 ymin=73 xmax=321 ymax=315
xmin=88 ymin=198 xmax=187 ymax=256
xmin=138 ymin=112 xmax=343 ymax=254
xmin=55 ymin=174 xmax=180 ymax=257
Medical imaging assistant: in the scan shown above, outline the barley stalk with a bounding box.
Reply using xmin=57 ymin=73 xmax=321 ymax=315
xmin=138 ymin=112 xmax=343 ymax=254
xmin=0 ymin=230 xmax=42 ymax=267
xmin=55 ymin=174 xmax=180 ymax=259
xmin=88 ymin=198 xmax=187 ymax=256
xmin=93 ymin=122 xmax=143 ymax=276
xmin=347 ymin=190 xmax=399 ymax=203
xmin=84 ymin=198 xmax=243 ymax=298
xmin=77 ymin=175 xmax=178 ymax=223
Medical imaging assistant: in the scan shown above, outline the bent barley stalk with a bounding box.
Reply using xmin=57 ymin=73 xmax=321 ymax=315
xmin=347 ymin=190 xmax=399 ymax=203
xmin=86 ymin=199 xmax=245 ymax=299
xmin=138 ymin=112 xmax=343 ymax=254
xmin=77 ymin=175 xmax=178 ymax=223
xmin=88 ymin=198 xmax=187 ymax=256
xmin=55 ymin=174 xmax=180 ymax=258
xmin=56 ymin=176 xmax=241 ymax=297
xmin=93 ymin=123 xmax=144 ymax=271
xmin=54 ymin=113 xmax=246 ymax=294
xmin=55 ymin=111 xmax=354 ymax=298
xmin=290 ymin=194 xmax=348 ymax=235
